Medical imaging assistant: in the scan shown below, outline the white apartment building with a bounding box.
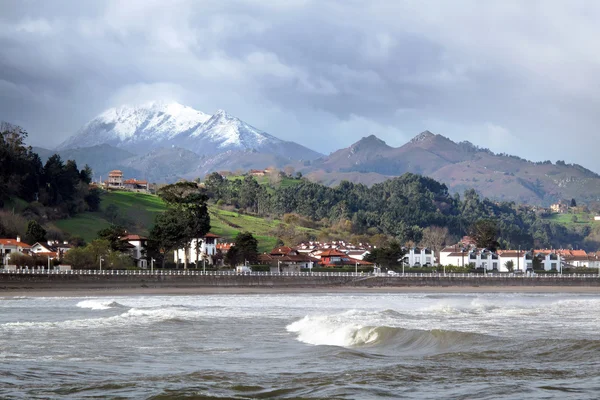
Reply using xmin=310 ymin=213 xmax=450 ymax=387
xmin=174 ymin=233 xmax=220 ymax=265
xmin=402 ymin=247 xmax=435 ymax=267
xmin=439 ymin=246 xmax=563 ymax=272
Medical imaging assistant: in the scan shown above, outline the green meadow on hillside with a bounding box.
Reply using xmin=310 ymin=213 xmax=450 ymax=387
xmin=541 ymin=212 xmax=597 ymax=227
xmin=55 ymin=190 xmax=292 ymax=252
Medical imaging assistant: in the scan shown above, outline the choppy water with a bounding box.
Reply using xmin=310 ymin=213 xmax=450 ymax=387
xmin=1 ymin=292 xmax=600 ymax=399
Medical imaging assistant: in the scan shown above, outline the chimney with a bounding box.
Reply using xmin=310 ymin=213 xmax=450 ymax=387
xmin=16 ymin=235 xmax=20 ymax=242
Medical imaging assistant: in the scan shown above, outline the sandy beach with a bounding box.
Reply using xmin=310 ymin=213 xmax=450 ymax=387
xmin=2 ymin=285 xmax=600 ymax=297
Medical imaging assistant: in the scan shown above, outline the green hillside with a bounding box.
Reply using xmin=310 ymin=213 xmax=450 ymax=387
xmin=541 ymin=212 xmax=598 ymax=227
xmin=54 ymin=190 xmax=298 ymax=252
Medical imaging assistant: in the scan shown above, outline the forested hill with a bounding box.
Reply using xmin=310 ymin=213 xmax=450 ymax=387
xmin=1 ymin=120 xmax=597 ymax=252
xmin=204 ymin=172 xmax=598 ymax=251
xmin=0 ymin=123 xmax=100 ymax=238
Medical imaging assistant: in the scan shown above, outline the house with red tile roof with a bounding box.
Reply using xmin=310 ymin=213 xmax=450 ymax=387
xmin=258 ymin=246 xmax=318 ymax=272
xmin=120 ymin=234 xmax=148 ymax=268
xmin=318 ymin=249 xmax=373 ymax=267
xmin=0 ymin=237 xmax=32 ymax=265
xmin=123 ymin=178 xmax=149 ymax=192
xmin=107 ymin=170 xmax=124 ymax=189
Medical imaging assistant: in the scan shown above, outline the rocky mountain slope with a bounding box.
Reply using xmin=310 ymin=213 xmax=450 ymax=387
xmin=57 ymin=102 xmax=321 ymax=161
xmin=303 ymin=132 xmax=600 ymax=205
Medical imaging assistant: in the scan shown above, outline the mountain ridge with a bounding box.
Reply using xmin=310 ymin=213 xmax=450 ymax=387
xmin=303 ymin=132 xmax=600 ymax=205
xmin=57 ymin=102 xmax=322 ymax=161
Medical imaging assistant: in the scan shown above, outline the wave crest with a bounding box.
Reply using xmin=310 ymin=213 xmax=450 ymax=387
xmin=287 ymin=313 xmax=488 ymax=353
xmin=76 ymin=299 xmax=127 ymax=310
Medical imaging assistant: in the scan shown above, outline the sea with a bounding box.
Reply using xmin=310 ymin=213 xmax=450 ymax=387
xmin=1 ymin=292 xmax=600 ymax=399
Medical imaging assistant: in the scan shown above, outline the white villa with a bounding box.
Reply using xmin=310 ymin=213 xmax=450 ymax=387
xmin=174 ymin=233 xmax=220 ymax=265
xmin=120 ymin=234 xmax=148 ymax=269
xmin=0 ymin=237 xmax=32 ymax=265
xmin=439 ymin=246 xmax=563 ymax=272
xmin=402 ymin=247 xmax=435 ymax=267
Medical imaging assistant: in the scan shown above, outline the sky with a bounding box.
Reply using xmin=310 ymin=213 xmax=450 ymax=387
xmin=1 ymin=1 xmax=599 ymax=171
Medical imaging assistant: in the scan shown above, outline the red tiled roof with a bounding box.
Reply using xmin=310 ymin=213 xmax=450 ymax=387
xmin=204 ymin=233 xmax=221 ymax=238
xmin=121 ymin=234 xmax=147 ymax=241
xmin=319 ymin=249 xmax=348 ymax=257
xmin=270 ymin=246 xmax=293 ymax=256
xmin=0 ymin=239 xmax=31 ymax=248
xmin=123 ymin=179 xmax=148 ymax=185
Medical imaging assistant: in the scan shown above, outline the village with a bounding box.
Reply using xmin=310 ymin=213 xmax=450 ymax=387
xmin=2 ymin=227 xmax=600 ymax=275
xmin=2 ymin=168 xmax=599 ymax=274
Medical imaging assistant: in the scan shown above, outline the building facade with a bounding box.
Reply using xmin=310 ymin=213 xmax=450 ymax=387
xmin=174 ymin=233 xmax=220 ymax=265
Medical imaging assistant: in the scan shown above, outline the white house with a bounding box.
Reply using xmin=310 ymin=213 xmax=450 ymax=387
xmin=120 ymin=234 xmax=148 ymax=268
xmin=439 ymin=246 xmax=470 ymax=267
xmin=523 ymin=251 xmax=561 ymax=272
xmin=345 ymin=249 xmax=370 ymax=261
xmin=496 ymin=250 xmax=526 ymax=272
xmin=402 ymin=247 xmax=435 ymax=267
xmin=0 ymin=237 xmax=32 ymax=265
xmin=174 ymin=233 xmax=220 ymax=265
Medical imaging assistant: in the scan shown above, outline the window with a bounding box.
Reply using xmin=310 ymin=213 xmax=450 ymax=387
xmin=493 ymin=262 xmax=498 ymax=270
xmin=551 ymin=263 xmax=557 ymax=270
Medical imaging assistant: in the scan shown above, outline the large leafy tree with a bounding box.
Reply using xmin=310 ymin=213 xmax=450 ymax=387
xmin=469 ymin=219 xmax=500 ymax=251
xmin=97 ymin=225 xmax=130 ymax=252
xmin=148 ymin=209 xmax=188 ymax=268
xmin=365 ymin=241 xmax=406 ymax=269
xmin=225 ymin=232 xmax=259 ymax=266
xmin=157 ymin=182 xmax=211 ymax=267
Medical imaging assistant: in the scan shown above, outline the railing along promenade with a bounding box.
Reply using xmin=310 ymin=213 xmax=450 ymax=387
xmin=1 ymin=268 xmax=599 ymax=279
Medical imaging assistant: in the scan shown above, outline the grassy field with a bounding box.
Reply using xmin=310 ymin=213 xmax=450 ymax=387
xmin=55 ymin=190 xmax=297 ymax=252
xmin=542 ymin=212 xmax=597 ymax=227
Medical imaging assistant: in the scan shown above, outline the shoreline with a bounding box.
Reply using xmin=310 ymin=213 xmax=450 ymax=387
xmin=2 ymin=285 xmax=600 ymax=297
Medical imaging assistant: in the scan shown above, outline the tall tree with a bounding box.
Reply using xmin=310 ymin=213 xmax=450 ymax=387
xmin=25 ymin=220 xmax=47 ymax=244
xmin=225 ymin=232 xmax=258 ymax=266
xmin=157 ymin=182 xmax=211 ymax=268
xmin=148 ymin=209 xmax=188 ymax=268
xmin=97 ymin=225 xmax=130 ymax=252
xmin=420 ymin=226 xmax=449 ymax=253
xmin=365 ymin=241 xmax=406 ymax=269
xmin=469 ymin=219 xmax=500 ymax=251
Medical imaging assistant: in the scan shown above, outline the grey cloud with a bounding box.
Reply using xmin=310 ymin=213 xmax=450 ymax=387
xmin=0 ymin=0 xmax=599 ymax=171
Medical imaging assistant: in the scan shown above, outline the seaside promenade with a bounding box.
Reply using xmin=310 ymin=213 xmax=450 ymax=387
xmin=1 ymin=269 xmax=600 ymax=293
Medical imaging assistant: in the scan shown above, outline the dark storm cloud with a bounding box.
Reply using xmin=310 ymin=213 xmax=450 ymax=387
xmin=0 ymin=0 xmax=599 ymax=170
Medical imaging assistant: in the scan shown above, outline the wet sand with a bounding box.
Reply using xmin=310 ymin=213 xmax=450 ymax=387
xmin=2 ymin=285 xmax=600 ymax=297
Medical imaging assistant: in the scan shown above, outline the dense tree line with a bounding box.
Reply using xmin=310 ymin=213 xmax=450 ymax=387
xmin=0 ymin=123 xmax=100 ymax=218
xmin=204 ymin=172 xmax=596 ymax=251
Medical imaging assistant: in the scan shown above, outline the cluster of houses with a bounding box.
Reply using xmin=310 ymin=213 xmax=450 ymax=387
xmin=5 ymin=228 xmax=600 ymax=274
xmin=101 ymin=170 xmax=150 ymax=193
xmin=0 ymin=236 xmax=74 ymax=267
xmin=172 ymin=238 xmax=375 ymax=272
xmin=0 ymin=234 xmax=149 ymax=269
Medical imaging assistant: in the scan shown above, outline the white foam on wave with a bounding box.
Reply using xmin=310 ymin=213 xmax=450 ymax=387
xmin=286 ymin=310 xmax=395 ymax=347
xmin=76 ymin=299 xmax=125 ymax=310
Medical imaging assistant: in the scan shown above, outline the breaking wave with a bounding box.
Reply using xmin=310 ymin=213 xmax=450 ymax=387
xmin=286 ymin=311 xmax=490 ymax=353
xmin=76 ymin=299 xmax=128 ymax=310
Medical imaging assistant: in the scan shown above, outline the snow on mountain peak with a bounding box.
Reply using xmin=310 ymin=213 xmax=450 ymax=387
xmin=57 ymin=102 xmax=323 ymax=160
xmin=189 ymin=109 xmax=278 ymax=149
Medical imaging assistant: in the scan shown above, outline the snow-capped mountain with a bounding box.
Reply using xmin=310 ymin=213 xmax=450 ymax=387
xmin=57 ymin=102 xmax=210 ymax=153
xmin=58 ymin=102 xmax=322 ymax=160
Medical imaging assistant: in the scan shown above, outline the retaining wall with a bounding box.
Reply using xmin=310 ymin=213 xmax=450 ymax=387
xmin=1 ymin=273 xmax=600 ymax=290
